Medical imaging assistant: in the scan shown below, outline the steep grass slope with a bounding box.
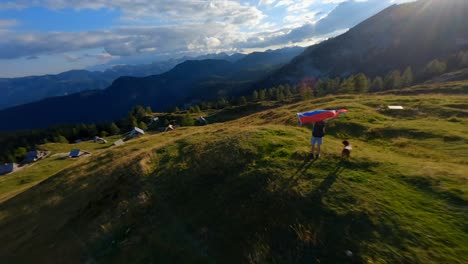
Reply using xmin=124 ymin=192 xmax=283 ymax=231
xmin=0 ymin=90 xmax=467 ymax=263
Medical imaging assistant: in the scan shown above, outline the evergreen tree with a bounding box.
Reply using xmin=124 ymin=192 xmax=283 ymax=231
xmin=338 ymin=76 xmax=354 ymax=93
xmin=240 ymin=96 xmax=247 ymax=105
xmin=217 ymin=98 xmax=228 ymax=108
xmin=174 ymin=106 xmax=180 ymax=112
xmin=145 ymin=106 xmax=153 ymax=114
xmin=277 ymin=84 xmax=285 ymax=91
xmin=87 ymin=124 xmax=98 ymax=137
xmin=424 ymin=59 xmax=447 ymax=77
xmin=370 ymin=76 xmax=384 ymax=92
xmin=315 ymin=79 xmax=326 ymax=97
xmin=353 ymin=73 xmax=369 ymax=93
xmin=193 ymin=105 xmax=201 ymax=113
xmin=252 ymin=90 xmax=259 ymax=101
xmin=401 ymin=67 xmax=413 ymax=87
xmin=180 ymin=114 xmax=195 ymax=126
xmin=100 ymin=131 xmax=109 ymax=137
xmin=285 ymin=86 xmax=293 ymax=98
xmin=457 ymin=51 xmax=468 ymax=67
xmin=290 ymin=85 xmax=298 ymax=94
xmin=53 ymin=135 xmax=69 ymax=144
xmin=267 ymin=88 xmax=275 ymax=99
xmin=124 ymin=114 xmax=138 ymax=129
xmin=275 ymin=90 xmax=285 ymax=101
xmin=200 ymin=101 xmax=209 ymax=110
xmin=298 ymin=84 xmax=313 ymax=100
xmin=14 ymin=147 xmax=27 ymax=161
xmin=384 ymin=70 xmax=402 ymax=90
xmin=109 ymin=122 xmax=120 ymax=135
xmin=132 ymin=105 xmax=147 ymax=119
xmin=139 ymin=121 xmax=148 ymax=130
xmin=259 ymin=89 xmax=267 ymax=101
xmin=326 ymin=77 xmax=341 ymax=94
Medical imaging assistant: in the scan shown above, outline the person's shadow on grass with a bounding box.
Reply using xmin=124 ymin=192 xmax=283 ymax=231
xmin=283 ymin=154 xmax=318 ymax=188
xmin=311 ymin=161 xmax=345 ymax=203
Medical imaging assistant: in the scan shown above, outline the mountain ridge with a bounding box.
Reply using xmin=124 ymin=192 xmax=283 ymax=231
xmin=0 ymin=47 xmax=305 ymax=131
xmin=0 ymin=51 xmax=250 ymax=110
xmin=259 ymin=0 xmax=468 ymax=86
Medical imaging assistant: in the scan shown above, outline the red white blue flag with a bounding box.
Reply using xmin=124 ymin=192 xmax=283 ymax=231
xmin=297 ymin=109 xmax=347 ymax=125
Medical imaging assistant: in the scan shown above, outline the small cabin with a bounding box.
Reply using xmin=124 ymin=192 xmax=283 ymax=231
xmin=22 ymin=150 xmax=46 ymax=163
xmin=129 ymin=127 xmax=145 ymax=138
xmin=69 ymin=149 xmax=81 ymax=158
xmin=0 ymin=163 xmax=18 ymax=175
xmin=113 ymin=139 xmax=124 ymax=146
xmin=94 ymin=136 xmax=108 ymax=144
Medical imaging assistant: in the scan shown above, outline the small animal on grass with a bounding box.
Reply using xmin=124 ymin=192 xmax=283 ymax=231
xmin=342 ymin=140 xmax=352 ymax=159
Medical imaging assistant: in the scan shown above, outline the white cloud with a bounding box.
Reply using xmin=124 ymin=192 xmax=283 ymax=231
xmin=0 ymin=22 xmax=242 ymax=59
xmin=258 ymin=0 xmax=277 ymax=6
xmin=0 ymin=0 xmax=265 ymax=26
xmin=0 ymin=0 xmax=408 ymax=62
xmin=63 ymin=52 xmax=118 ymax=63
xmin=284 ymin=12 xmax=318 ymax=27
xmin=0 ymin=19 xmax=18 ymax=28
xmin=63 ymin=53 xmax=81 ymax=62
xmin=286 ymin=1 xmax=317 ymax=12
xmin=275 ymin=0 xmax=295 ymax=8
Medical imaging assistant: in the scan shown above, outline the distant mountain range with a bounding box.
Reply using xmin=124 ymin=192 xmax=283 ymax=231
xmin=261 ymin=0 xmax=468 ymax=85
xmin=0 ymin=52 xmax=246 ymax=110
xmin=0 ymin=47 xmax=304 ymax=130
xmin=2 ymin=0 xmax=468 ymax=131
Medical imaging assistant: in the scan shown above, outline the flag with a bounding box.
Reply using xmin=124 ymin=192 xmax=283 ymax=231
xmin=297 ymin=109 xmax=347 ymax=125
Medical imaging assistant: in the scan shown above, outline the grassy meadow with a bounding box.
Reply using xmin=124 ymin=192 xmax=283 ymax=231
xmin=0 ymin=86 xmax=467 ymax=263
xmin=0 ymin=136 xmax=120 ymax=202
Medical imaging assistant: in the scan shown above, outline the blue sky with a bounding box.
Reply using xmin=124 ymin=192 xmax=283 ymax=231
xmin=0 ymin=0 xmax=414 ymax=77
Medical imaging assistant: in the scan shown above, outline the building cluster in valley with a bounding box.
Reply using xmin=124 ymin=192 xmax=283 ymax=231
xmin=0 ymin=150 xmax=48 ymax=175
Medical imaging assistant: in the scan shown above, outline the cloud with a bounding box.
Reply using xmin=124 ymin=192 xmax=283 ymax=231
xmin=26 ymin=55 xmax=39 ymax=60
xmin=93 ymin=52 xmax=117 ymax=62
xmin=0 ymin=0 xmax=264 ymax=26
xmin=258 ymin=0 xmax=277 ymax=6
xmin=0 ymin=19 xmax=18 ymax=28
xmin=63 ymin=53 xmax=81 ymax=62
xmin=0 ymin=0 xmax=404 ymax=61
xmin=240 ymin=0 xmax=394 ymax=48
xmin=0 ymin=21 xmax=237 ymax=59
xmin=63 ymin=52 xmax=117 ymax=63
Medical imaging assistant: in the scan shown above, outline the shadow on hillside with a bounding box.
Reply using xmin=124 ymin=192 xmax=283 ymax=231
xmin=0 ymin=143 xmax=387 ymax=263
xmin=286 ymin=157 xmax=345 ymax=190
xmin=293 ymin=157 xmax=316 ymax=176
xmin=310 ymin=162 xmax=345 ymax=203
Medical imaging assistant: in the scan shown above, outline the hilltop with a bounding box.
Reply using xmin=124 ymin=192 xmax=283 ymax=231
xmin=0 ymin=81 xmax=467 ymax=263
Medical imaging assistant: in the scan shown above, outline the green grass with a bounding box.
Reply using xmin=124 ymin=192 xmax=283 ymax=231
xmin=0 ymin=137 xmax=118 ymax=202
xmin=0 ymin=89 xmax=467 ymax=263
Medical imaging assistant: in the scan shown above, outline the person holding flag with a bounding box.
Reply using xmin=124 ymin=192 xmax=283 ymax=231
xmin=311 ymin=120 xmax=326 ymax=159
xmin=297 ymin=109 xmax=348 ymax=159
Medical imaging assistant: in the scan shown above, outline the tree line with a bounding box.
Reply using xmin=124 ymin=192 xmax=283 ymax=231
xmin=0 ymin=106 xmax=154 ymax=163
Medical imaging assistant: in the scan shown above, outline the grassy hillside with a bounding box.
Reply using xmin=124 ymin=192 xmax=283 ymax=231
xmin=0 ymin=137 xmax=118 ymax=203
xmin=0 ymin=85 xmax=467 ymax=263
